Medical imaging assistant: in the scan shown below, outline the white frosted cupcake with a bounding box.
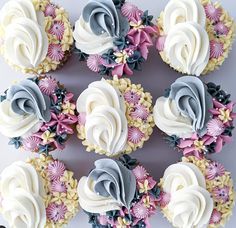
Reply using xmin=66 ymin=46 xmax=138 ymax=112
xmin=0 ymin=155 xmax=79 ymax=227
xmin=156 ymin=0 xmax=235 ymax=76
xmin=76 ymin=76 xmax=154 ymax=157
xmin=158 ymin=156 xmax=235 ymax=228
xmin=0 ymin=0 xmax=73 ymax=74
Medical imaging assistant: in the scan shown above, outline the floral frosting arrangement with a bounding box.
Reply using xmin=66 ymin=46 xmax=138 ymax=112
xmin=77 ymin=155 xmax=160 ymax=228
xmin=76 ymin=76 xmax=155 ymax=157
xmin=0 ymin=75 xmax=77 ymax=154
xmin=73 ymin=0 xmax=157 ymax=77
xmin=0 ymin=0 xmax=73 ymax=74
xmin=156 ymin=0 xmax=235 ymax=76
xmin=158 ymin=156 xmax=235 ymax=228
xmin=0 ymin=155 xmax=79 ymax=228
xmin=154 ymin=76 xmax=236 ymax=158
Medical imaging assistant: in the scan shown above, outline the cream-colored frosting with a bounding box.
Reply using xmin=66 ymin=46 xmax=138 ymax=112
xmin=163 ymin=0 xmax=206 ymax=33
xmin=73 ymin=16 xmax=114 ymax=55
xmin=0 ymin=100 xmax=41 ymax=138
xmin=0 ymin=0 xmax=48 ymax=68
xmin=77 ymin=176 xmax=121 ymax=213
xmin=164 ymin=22 xmax=210 ymax=76
xmin=153 ymin=97 xmax=194 ymax=138
xmin=85 ymin=106 xmax=128 ymax=156
xmin=0 ymin=161 xmax=46 ymax=228
xmin=162 ymin=162 xmax=213 ymax=228
xmin=168 ymin=186 xmax=213 ymax=228
xmin=77 ymin=79 xmax=128 ymax=155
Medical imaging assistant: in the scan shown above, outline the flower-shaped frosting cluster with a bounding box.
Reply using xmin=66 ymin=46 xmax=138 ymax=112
xmin=76 ymin=76 xmax=154 ymax=156
xmin=28 ymin=155 xmax=79 ymax=227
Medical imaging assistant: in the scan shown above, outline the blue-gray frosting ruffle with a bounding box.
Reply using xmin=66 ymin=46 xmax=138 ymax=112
xmin=89 ymin=158 xmax=136 ymax=209
xmin=169 ymin=76 xmax=213 ymax=135
xmin=82 ymin=0 xmax=129 ymax=38
xmin=7 ymin=79 xmax=51 ymax=122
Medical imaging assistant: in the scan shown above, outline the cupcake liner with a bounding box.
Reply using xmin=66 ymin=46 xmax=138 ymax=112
xmin=154 ymin=76 xmax=236 ymax=158
xmin=0 ymin=75 xmax=78 ymax=154
xmin=0 ymin=0 xmax=73 ymax=75
xmin=78 ymin=155 xmax=160 ymax=227
xmin=156 ymin=0 xmax=235 ymax=76
xmin=73 ymin=0 xmax=158 ymax=77
xmin=0 ymin=155 xmax=79 ymax=227
xmin=158 ymin=156 xmax=235 ymax=228
xmin=76 ymin=76 xmax=155 ymax=157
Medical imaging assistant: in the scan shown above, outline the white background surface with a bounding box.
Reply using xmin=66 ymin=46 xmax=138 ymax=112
xmin=0 ymin=0 xmax=236 ymax=227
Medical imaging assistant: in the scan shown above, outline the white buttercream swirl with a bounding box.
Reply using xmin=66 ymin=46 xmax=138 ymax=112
xmin=0 ymin=99 xmax=41 ymax=138
xmin=163 ymin=0 xmax=206 ymax=33
xmin=162 ymin=162 xmax=213 ymax=228
xmin=153 ymin=97 xmax=194 ymax=138
xmin=0 ymin=161 xmax=46 ymax=228
xmin=73 ymin=16 xmax=114 ymax=55
xmin=77 ymin=176 xmax=121 ymax=213
xmin=77 ymin=79 xmax=128 ymax=155
xmin=164 ymin=22 xmax=210 ymax=76
xmin=0 ymin=0 xmax=48 ymax=68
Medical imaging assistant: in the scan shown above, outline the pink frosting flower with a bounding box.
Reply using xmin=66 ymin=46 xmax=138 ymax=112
xmin=49 ymin=21 xmax=65 ymax=40
xmin=46 ymin=203 xmax=67 ymax=222
xmin=128 ymin=127 xmax=144 ymax=144
xmin=48 ymin=44 xmax=64 ymax=62
xmin=210 ymin=209 xmax=222 ymax=224
xmin=213 ymin=186 xmax=230 ymax=203
xmin=121 ymin=3 xmax=142 ymax=21
xmin=98 ymin=215 xmax=109 ymax=226
xmin=210 ymin=40 xmax=224 ymax=59
xmin=47 ymin=160 xmax=66 ymax=181
xmin=131 ymin=104 xmax=149 ymax=120
xmin=214 ymin=22 xmax=229 ymax=35
xmin=50 ymin=180 xmax=67 ymax=193
xmin=39 ymin=76 xmax=58 ymax=96
xmin=124 ymin=91 xmax=141 ymax=104
xmin=158 ymin=191 xmax=171 ymax=208
xmin=44 ymin=3 xmax=56 ymax=18
xmin=87 ymin=55 xmax=103 ymax=72
xmin=133 ymin=165 xmax=148 ymax=181
xmin=77 ymin=112 xmax=87 ymax=126
xmin=22 ymin=136 xmax=41 ymax=152
xmin=128 ymin=18 xmax=157 ymax=59
xmin=207 ymin=119 xmax=225 ymax=137
xmin=156 ymin=36 xmax=166 ymax=52
xmin=205 ymin=4 xmax=222 ymax=22
xmin=206 ymin=161 xmax=225 ymax=180
xmin=43 ymin=112 xmax=77 ymax=135
xmin=132 ymin=202 xmax=149 ymax=219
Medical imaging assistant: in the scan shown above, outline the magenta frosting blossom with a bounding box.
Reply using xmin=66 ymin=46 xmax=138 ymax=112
xmin=48 ymin=44 xmax=64 ymax=62
xmin=47 ymin=160 xmax=66 ymax=181
xmin=210 ymin=40 xmax=224 ymax=59
xmin=210 ymin=209 xmax=222 ymax=224
xmin=121 ymin=3 xmax=142 ymax=21
xmin=133 ymin=165 xmax=148 ymax=181
xmin=22 ymin=136 xmax=41 ymax=152
xmin=205 ymin=4 xmax=222 ymax=22
xmin=158 ymin=191 xmax=171 ymax=208
xmin=86 ymin=55 xmax=103 ymax=72
xmin=39 ymin=76 xmax=58 ymax=96
xmin=214 ymin=22 xmax=229 ymax=35
xmin=206 ymin=161 xmax=225 ymax=180
xmin=46 ymin=203 xmax=67 ymax=222
xmin=131 ymin=104 xmax=149 ymax=120
xmin=132 ymin=202 xmax=149 ymax=219
xmin=50 ymin=180 xmax=67 ymax=193
xmin=207 ymin=119 xmax=225 ymax=137
xmin=128 ymin=127 xmax=144 ymax=144
xmin=124 ymin=91 xmax=141 ymax=104
xmin=44 ymin=3 xmax=56 ymax=18
xmin=213 ymin=186 xmax=230 ymax=203
xmin=49 ymin=21 xmax=65 ymax=40
xmin=156 ymin=36 xmax=166 ymax=52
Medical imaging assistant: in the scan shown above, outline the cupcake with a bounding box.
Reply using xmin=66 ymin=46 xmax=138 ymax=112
xmin=76 ymin=76 xmax=154 ymax=157
xmin=158 ymin=156 xmax=235 ymax=228
xmin=154 ymin=76 xmax=236 ymax=158
xmin=156 ymin=0 xmax=235 ymax=76
xmin=0 ymin=155 xmax=79 ymax=227
xmin=0 ymin=75 xmax=77 ymax=154
xmin=73 ymin=0 xmax=157 ymax=77
xmin=0 ymin=0 xmax=73 ymax=74
xmin=77 ymin=155 xmax=160 ymax=227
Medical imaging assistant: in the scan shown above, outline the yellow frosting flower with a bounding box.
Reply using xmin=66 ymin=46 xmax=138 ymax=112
xmin=117 ymin=217 xmax=131 ymax=228
xmin=138 ymin=179 xmax=151 ymax=194
xmin=194 ymin=140 xmax=206 ymax=152
xmin=114 ymin=50 xmax=129 ymax=64
xmin=41 ymin=130 xmax=56 ymax=144
xmin=130 ymin=20 xmax=145 ymax=30
xmin=218 ymin=108 xmax=232 ymax=123
xmin=62 ymin=102 xmax=76 ymax=115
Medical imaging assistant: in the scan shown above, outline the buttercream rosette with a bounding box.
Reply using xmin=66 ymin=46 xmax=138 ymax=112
xmin=77 ymin=155 xmax=160 ymax=227
xmin=0 ymin=75 xmax=77 ymax=154
xmin=76 ymin=76 xmax=154 ymax=157
xmin=158 ymin=156 xmax=235 ymax=228
xmin=156 ymin=0 xmax=235 ymax=76
xmin=0 ymin=0 xmax=73 ymax=74
xmin=0 ymin=155 xmax=79 ymax=228
xmin=73 ymin=0 xmax=157 ymax=77
xmin=154 ymin=76 xmax=236 ymax=158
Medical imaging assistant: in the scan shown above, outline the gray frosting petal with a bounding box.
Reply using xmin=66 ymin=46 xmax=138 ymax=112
xmin=89 ymin=158 xmax=136 ymax=209
xmin=6 ymin=79 xmax=51 ymax=122
xmin=169 ymin=76 xmax=212 ymax=135
xmin=82 ymin=0 xmax=129 ymax=37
